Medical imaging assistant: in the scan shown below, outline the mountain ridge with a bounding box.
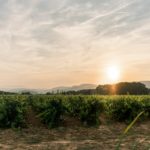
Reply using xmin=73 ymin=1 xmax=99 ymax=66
xmin=1 ymin=81 xmax=149 ymax=94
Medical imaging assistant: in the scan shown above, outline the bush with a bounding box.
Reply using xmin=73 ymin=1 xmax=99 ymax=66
xmin=31 ymin=95 xmax=105 ymax=127
xmin=141 ymin=98 xmax=150 ymax=118
xmin=0 ymin=99 xmax=26 ymax=128
xmin=31 ymin=96 xmax=65 ymax=128
xmin=65 ymin=96 xmax=104 ymax=126
xmin=107 ymin=97 xmax=144 ymax=123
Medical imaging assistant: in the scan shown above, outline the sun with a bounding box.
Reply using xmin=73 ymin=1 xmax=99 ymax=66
xmin=106 ymin=65 xmax=120 ymax=83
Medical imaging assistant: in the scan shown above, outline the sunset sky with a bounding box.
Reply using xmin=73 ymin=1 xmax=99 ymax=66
xmin=0 ymin=0 xmax=150 ymax=88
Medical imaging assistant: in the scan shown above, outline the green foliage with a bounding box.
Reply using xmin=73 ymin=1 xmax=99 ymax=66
xmin=79 ymin=98 xmax=104 ymax=126
xmin=0 ymin=95 xmax=149 ymax=128
xmin=38 ymin=99 xmax=65 ymax=128
xmin=65 ymin=96 xmax=104 ymax=126
xmin=30 ymin=95 xmax=105 ymax=127
xmin=140 ymin=98 xmax=150 ymax=118
xmin=106 ymin=96 xmax=145 ymax=122
xmin=30 ymin=95 xmax=65 ymax=128
xmin=0 ymin=95 xmax=27 ymax=128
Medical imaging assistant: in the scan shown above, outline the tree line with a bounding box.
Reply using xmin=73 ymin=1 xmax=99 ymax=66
xmin=1 ymin=82 xmax=148 ymax=95
xmin=53 ymin=82 xmax=149 ymax=95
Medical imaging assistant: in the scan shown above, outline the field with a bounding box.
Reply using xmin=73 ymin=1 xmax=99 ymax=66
xmin=0 ymin=95 xmax=149 ymax=149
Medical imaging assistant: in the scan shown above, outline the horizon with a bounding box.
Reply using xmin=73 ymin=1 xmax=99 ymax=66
xmin=1 ymin=80 xmax=150 ymax=90
xmin=0 ymin=0 xmax=150 ymax=88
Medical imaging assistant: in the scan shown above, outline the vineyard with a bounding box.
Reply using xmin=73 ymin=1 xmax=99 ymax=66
xmin=0 ymin=95 xmax=149 ymax=149
xmin=0 ymin=95 xmax=149 ymax=128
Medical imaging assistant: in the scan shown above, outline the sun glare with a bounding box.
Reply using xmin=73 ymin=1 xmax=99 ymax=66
xmin=106 ymin=65 xmax=120 ymax=83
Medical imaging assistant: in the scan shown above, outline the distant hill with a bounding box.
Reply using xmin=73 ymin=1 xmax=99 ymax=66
xmin=1 ymin=82 xmax=149 ymax=94
xmin=49 ymin=84 xmax=97 ymax=93
xmin=1 ymin=84 xmax=97 ymax=94
xmin=140 ymin=81 xmax=150 ymax=88
xmin=1 ymin=88 xmax=41 ymax=94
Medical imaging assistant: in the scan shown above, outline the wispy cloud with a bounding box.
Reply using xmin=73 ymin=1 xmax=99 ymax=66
xmin=80 ymin=0 xmax=137 ymax=25
xmin=0 ymin=0 xmax=149 ymax=88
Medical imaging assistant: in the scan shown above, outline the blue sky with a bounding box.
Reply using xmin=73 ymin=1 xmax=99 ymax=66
xmin=0 ymin=0 xmax=150 ymax=88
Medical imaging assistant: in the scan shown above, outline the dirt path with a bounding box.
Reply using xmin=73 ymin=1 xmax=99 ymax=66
xmin=0 ymin=121 xmax=149 ymax=150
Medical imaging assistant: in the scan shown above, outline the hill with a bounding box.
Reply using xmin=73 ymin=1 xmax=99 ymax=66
xmin=1 ymin=82 xmax=149 ymax=94
xmin=49 ymin=84 xmax=97 ymax=93
xmin=1 ymin=84 xmax=97 ymax=94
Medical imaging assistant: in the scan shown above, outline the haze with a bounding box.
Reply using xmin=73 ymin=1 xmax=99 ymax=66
xmin=0 ymin=0 xmax=150 ymax=88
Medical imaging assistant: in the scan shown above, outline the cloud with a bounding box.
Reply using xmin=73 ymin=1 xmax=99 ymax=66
xmin=0 ymin=0 xmax=149 ymax=88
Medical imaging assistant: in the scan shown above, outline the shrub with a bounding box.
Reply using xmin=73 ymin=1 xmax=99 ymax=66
xmin=65 ymin=96 xmax=104 ymax=126
xmin=107 ymin=97 xmax=144 ymax=123
xmin=141 ymin=98 xmax=150 ymax=118
xmin=0 ymin=99 xmax=26 ymax=128
xmin=32 ymin=96 xmax=65 ymax=128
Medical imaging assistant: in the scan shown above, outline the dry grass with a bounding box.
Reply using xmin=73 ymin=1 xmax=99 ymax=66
xmin=0 ymin=121 xmax=149 ymax=150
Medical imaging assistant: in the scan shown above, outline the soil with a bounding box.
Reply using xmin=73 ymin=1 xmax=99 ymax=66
xmin=25 ymin=107 xmax=44 ymax=128
xmin=0 ymin=121 xmax=149 ymax=150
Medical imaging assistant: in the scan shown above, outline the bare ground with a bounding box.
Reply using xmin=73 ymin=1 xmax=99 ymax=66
xmin=0 ymin=121 xmax=149 ymax=150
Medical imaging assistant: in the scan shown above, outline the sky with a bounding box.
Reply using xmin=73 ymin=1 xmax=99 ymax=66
xmin=0 ymin=0 xmax=150 ymax=88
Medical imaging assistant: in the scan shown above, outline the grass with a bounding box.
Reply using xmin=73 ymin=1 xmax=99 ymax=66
xmin=115 ymin=110 xmax=147 ymax=150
